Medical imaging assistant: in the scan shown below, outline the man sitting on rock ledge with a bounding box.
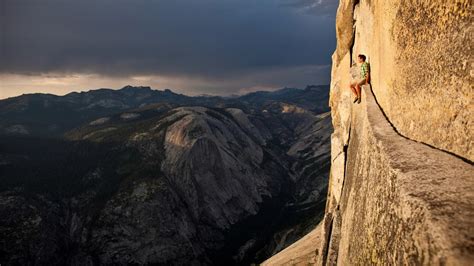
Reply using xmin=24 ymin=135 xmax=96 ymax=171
xmin=349 ymin=54 xmax=370 ymax=104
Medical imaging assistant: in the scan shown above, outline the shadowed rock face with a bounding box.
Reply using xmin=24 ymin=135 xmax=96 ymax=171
xmin=0 ymin=87 xmax=332 ymax=265
xmin=161 ymin=107 xmax=269 ymax=228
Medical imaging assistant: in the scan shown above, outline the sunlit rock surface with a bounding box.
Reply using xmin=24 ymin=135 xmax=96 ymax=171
xmin=264 ymin=0 xmax=473 ymax=265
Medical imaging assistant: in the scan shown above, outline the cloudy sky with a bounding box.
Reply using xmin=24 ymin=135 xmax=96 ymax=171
xmin=0 ymin=0 xmax=337 ymax=99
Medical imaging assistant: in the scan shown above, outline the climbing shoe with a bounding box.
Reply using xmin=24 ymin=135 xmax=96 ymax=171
xmin=357 ymin=97 xmax=361 ymax=104
xmin=353 ymin=97 xmax=358 ymax=103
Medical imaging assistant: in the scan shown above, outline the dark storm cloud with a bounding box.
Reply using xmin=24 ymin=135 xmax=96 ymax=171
xmin=1 ymin=0 xmax=336 ymax=93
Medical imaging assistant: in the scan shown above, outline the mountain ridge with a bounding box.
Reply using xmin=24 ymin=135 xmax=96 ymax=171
xmin=0 ymin=85 xmax=329 ymax=137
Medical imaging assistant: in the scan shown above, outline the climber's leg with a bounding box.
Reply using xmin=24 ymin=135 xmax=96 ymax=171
xmin=349 ymin=81 xmax=358 ymax=98
xmin=355 ymin=84 xmax=362 ymax=103
xmin=356 ymin=79 xmax=365 ymax=104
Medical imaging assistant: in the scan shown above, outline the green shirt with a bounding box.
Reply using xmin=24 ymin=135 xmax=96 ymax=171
xmin=361 ymin=62 xmax=370 ymax=79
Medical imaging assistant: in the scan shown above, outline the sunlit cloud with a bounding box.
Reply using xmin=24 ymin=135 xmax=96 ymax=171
xmin=0 ymin=0 xmax=336 ymax=98
xmin=0 ymin=64 xmax=330 ymax=99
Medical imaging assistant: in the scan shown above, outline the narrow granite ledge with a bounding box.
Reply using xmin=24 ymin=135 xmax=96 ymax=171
xmin=333 ymin=85 xmax=474 ymax=264
xmin=262 ymin=84 xmax=474 ymax=265
xmin=367 ymin=84 xmax=472 ymax=257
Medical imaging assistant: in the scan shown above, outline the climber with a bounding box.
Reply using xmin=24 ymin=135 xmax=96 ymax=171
xmin=349 ymin=54 xmax=370 ymax=104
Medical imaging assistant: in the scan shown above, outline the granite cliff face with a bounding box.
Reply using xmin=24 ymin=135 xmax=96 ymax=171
xmin=264 ymin=0 xmax=474 ymax=265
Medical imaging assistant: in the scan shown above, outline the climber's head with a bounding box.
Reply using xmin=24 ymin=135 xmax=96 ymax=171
xmin=358 ymin=54 xmax=366 ymax=63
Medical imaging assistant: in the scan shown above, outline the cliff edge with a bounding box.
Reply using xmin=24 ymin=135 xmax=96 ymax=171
xmin=263 ymin=0 xmax=473 ymax=265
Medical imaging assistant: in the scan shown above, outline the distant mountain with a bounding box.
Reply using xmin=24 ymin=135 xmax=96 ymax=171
xmin=0 ymin=85 xmax=331 ymax=265
xmin=0 ymin=86 xmax=223 ymax=136
xmin=0 ymin=85 xmax=329 ymax=137
xmin=233 ymin=85 xmax=329 ymax=113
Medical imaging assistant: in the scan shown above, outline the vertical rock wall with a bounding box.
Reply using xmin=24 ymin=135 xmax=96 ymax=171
xmin=323 ymin=0 xmax=474 ymax=265
xmin=336 ymin=0 xmax=473 ymax=161
xmin=263 ymin=1 xmax=474 ymax=265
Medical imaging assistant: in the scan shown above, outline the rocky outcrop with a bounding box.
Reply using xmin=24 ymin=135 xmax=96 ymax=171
xmin=264 ymin=0 xmax=473 ymax=264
